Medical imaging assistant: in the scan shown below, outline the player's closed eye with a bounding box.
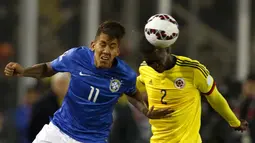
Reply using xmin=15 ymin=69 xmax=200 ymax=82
xmin=110 ymin=44 xmax=117 ymax=49
xmin=99 ymin=43 xmax=106 ymax=47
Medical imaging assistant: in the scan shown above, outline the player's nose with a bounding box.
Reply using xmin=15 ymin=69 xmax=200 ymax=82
xmin=102 ymin=45 xmax=111 ymax=54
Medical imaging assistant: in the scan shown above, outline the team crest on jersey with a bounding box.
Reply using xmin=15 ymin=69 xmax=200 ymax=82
xmin=109 ymin=79 xmax=121 ymax=92
xmin=174 ymin=78 xmax=185 ymax=89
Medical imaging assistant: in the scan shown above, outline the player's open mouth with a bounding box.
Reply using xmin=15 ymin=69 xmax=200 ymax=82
xmin=101 ymin=56 xmax=110 ymax=61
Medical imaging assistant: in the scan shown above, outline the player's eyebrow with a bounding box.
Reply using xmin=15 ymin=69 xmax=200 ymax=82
xmin=110 ymin=42 xmax=117 ymax=46
xmin=99 ymin=40 xmax=107 ymax=44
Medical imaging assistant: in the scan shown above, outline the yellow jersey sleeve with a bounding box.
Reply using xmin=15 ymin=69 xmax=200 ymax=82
xmin=136 ymin=61 xmax=148 ymax=93
xmin=205 ymin=87 xmax=241 ymax=127
xmin=136 ymin=75 xmax=146 ymax=92
xmin=194 ymin=62 xmax=216 ymax=95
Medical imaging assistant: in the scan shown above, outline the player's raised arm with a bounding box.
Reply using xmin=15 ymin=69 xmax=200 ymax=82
xmin=4 ymin=48 xmax=78 ymax=79
xmin=4 ymin=62 xmax=55 ymax=78
xmin=194 ymin=63 xmax=248 ymax=132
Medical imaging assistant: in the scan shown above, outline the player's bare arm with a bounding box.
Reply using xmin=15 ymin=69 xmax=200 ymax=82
xmin=127 ymin=89 xmax=174 ymax=119
xmin=4 ymin=62 xmax=56 ymax=78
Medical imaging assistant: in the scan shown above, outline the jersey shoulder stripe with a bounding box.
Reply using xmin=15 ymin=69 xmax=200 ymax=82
xmin=176 ymin=58 xmax=209 ymax=78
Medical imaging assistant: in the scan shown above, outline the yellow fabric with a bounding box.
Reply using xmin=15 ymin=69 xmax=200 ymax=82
xmin=206 ymin=87 xmax=240 ymax=127
xmin=57 ymin=97 xmax=63 ymax=106
xmin=136 ymin=55 xmax=235 ymax=143
xmin=117 ymin=95 xmax=128 ymax=105
xmin=136 ymin=75 xmax=146 ymax=93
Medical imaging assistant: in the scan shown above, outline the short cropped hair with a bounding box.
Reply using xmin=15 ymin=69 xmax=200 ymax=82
xmin=95 ymin=21 xmax=125 ymax=41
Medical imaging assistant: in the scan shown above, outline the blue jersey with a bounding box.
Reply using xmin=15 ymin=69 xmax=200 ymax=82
xmin=50 ymin=47 xmax=137 ymax=143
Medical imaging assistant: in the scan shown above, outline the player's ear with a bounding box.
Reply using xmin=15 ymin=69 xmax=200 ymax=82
xmin=90 ymin=41 xmax=96 ymax=51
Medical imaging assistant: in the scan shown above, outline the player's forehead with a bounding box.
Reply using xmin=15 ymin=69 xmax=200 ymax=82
xmin=96 ymin=33 xmax=118 ymax=44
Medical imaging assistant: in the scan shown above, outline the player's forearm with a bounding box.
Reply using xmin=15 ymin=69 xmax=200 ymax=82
xmin=127 ymin=91 xmax=148 ymax=115
xmin=23 ymin=63 xmax=55 ymax=78
xmin=128 ymin=97 xmax=148 ymax=114
xmin=206 ymin=87 xmax=240 ymax=127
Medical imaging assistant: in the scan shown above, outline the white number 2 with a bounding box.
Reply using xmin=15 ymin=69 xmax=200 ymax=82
xmin=88 ymin=86 xmax=100 ymax=102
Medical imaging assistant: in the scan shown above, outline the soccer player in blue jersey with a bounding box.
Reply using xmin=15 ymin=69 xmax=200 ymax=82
xmin=4 ymin=21 xmax=173 ymax=143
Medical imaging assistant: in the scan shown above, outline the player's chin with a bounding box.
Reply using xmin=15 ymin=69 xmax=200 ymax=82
xmin=98 ymin=61 xmax=111 ymax=68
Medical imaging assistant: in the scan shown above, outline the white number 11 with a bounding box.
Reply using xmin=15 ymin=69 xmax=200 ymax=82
xmin=88 ymin=86 xmax=100 ymax=102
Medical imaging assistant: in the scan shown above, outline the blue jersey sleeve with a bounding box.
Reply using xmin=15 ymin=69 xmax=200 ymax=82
xmin=50 ymin=48 xmax=78 ymax=72
xmin=125 ymin=72 xmax=137 ymax=96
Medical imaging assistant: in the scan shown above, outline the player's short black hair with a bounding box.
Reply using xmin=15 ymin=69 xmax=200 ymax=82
xmin=96 ymin=21 xmax=125 ymax=41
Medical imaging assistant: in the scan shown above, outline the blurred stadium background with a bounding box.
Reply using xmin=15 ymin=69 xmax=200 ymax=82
xmin=0 ymin=0 xmax=254 ymax=143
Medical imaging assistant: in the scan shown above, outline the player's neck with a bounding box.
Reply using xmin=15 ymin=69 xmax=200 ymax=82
xmin=151 ymin=55 xmax=176 ymax=73
xmin=165 ymin=54 xmax=176 ymax=70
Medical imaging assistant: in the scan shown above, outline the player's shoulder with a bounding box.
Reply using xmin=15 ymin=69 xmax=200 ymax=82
xmin=71 ymin=46 xmax=91 ymax=55
xmin=64 ymin=46 xmax=86 ymax=55
xmin=140 ymin=61 xmax=148 ymax=66
xmin=174 ymin=55 xmax=209 ymax=75
xmin=174 ymin=55 xmax=206 ymax=67
xmin=138 ymin=61 xmax=149 ymax=70
xmin=175 ymin=55 xmax=199 ymax=63
xmin=138 ymin=61 xmax=157 ymax=75
xmin=67 ymin=46 xmax=92 ymax=61
xmin=116 ymin=58 xmax=137 ymax=80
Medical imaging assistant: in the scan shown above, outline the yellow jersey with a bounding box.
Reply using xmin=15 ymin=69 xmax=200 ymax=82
xmin=136 ymin=55 xmax=215 ymax=143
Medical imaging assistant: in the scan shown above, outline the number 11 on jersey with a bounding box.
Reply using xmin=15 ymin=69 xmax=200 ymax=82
xmin=88 ymin=86 xmax=100 ymax=102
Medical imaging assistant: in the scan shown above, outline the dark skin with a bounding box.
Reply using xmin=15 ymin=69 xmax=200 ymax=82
xmin=4 ymin=33 xmax=174 ymax=119
xmin=143 ymin=46 xmax=248 ymax=131
xmin=144 ymin=47 xmax=174 ymax=73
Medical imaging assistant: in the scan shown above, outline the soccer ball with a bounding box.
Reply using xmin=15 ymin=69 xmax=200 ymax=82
xmin=144 ymin=14 xmax=179 ymax=48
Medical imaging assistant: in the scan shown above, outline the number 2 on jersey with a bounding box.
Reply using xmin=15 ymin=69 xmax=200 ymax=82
xmin=161 ymin=89 xmax=167 ymax=104
xmin=88 ymin=86 xmax=100 ymax=102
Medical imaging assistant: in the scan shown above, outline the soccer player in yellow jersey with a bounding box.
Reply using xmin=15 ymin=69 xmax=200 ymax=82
xmin=136 ymin=37 xmax=248 ymax=143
